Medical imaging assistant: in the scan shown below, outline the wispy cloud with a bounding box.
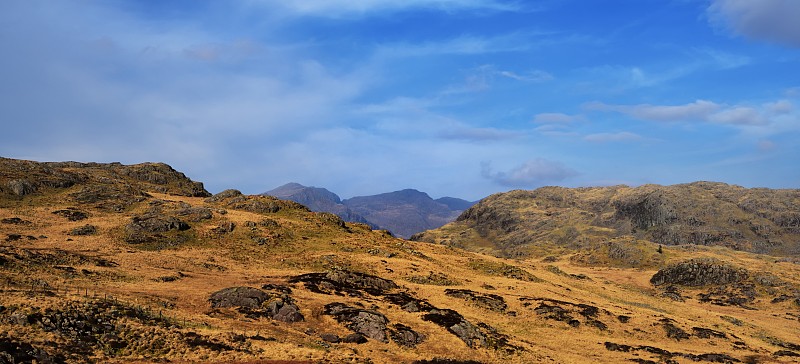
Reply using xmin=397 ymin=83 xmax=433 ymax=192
xmin=438 ymin=126 xmax=522 ymax=141
xmin=250 ymin=0 xmax=523 ymax=17
xmin=584 ymin=100 xmax=720 ymax=122
xmin=481 ymin=159 xmax=578 ymax=187
xmin=586 ymin=99 xmax=798 ymax=129
xmin=532 ymin=112 xmax=584 ymax=124
xmin=708 ymin=0 xmax=800 ymax=47
xmin=583 ymin=132 xmax=642 ymax=143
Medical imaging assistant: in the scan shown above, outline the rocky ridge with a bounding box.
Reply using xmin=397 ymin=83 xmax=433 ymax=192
xmin=413 ymin=182 xmax=800 ymax=258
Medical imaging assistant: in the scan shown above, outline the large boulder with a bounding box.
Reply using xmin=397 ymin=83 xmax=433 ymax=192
xmin=209 ymin=287 xmax=269 ymax=309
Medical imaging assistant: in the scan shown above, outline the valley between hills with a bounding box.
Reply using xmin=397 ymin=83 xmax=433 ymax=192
xmin=1 ymin=157 xmax=799 ymax=364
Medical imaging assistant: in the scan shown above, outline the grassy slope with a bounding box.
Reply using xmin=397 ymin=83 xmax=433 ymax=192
xmin=1 ymin=168 xmax=799 ymax=363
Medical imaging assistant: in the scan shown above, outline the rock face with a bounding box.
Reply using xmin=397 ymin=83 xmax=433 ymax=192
xmin=0 ymin=157 xmax=210 ymax=200
xmin=650 ymin=258 xmax=749 ymax=287
xmin=414 ymin=182 xmax=800 ymax=257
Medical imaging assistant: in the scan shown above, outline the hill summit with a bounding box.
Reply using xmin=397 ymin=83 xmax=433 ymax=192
xmin=413 ymin=182 xmax=800 ymax=258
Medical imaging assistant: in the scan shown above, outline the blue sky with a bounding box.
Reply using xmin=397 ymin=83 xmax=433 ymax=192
xmin=1 ymin=0 xmax=798 ymax=200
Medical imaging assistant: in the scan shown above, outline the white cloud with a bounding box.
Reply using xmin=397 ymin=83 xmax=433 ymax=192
xmin=438 ymin=126 xmax=521 ymax=141
xmin=583 ymin=132 xmax=642 ymax=143
xmin=586 ymin=98 xmax=800 ymax=136
xmin=532 ymin=112 xmax=584 ymax=124
xmin=585 ymin=100 xmax=720 ymax=122
xmin=765 ymin=100 xmax=793 ymax=114
xmin=708 ymin=106 xmax=766 ymax=125
xmin=708 ymin=0 xmax=800 ymax=47
xmin=481 ymin=159 xmax=578 ymax=187
xmin=250 ymin=0 xmax=521 ymax=17
xmin=499 ymin=70 xmax=554 ymax=82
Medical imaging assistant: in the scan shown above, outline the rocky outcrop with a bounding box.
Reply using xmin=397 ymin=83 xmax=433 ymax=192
xmin=209 ymin=286 xmax=304 ymax=323
xmin=323 ymin=303 xmax=390 ymax=342
xmin=415 ymin=182 xmax=800 ymax=258
xmin=206 ymin=189 xmax=307 ymax=215
xmin=650 ymin=258 xmax=749 ymax=287
xmin=0 ymin=157 xmax=210 ymax=200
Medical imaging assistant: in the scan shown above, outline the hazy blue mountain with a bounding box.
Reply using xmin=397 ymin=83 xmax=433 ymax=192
xmin=263 ymin=183 xmax=374 ymax=227
xmin=264 ymin=184 xmax=474 ymax=238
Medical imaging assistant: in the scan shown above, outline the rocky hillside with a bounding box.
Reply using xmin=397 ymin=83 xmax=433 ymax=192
xmin=2 ymin=158 xmax=799 ymax=363
xmin=343 ymin=189 xmax=472 ymax=239
xmin=266 ymin=183 xmax=474 ymax=239
xmin=413 ymin=182 xmax=800 ymax=258
xmin=263 ymin=183 xmax=374 ymax=227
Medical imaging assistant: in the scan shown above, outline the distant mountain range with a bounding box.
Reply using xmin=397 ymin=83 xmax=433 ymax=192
xmin=263 ymin=183 xmax=475 ymax=238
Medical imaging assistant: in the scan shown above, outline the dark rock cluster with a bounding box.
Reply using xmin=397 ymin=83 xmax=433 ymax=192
xmin=444 ymin=289 xmax=507 ymax=312
xmin=604 ymin=341 xmax=739 ymax=363
xmin=520 ymin=297 xmax=609 ymax=330
xmin=650 ymin=258 xmax=749 ymax=287
xmin=208 ymin=286 xmax=304 ymax=323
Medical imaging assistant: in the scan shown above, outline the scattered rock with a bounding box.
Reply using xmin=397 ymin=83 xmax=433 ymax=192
xmin=0 ymin=337 xmax=64 ymax=364
xmin=175 ymin=206 xmax=213 ymax=222
xmin=605 ymin=341 xmax=740 ymax=363
xmin=661 ymin=285 xmax=684 ymax=302
xmin=384 ymin=292 xmax=435 ymax=313
xmin=692 ymin=327 xmax=727 ymax=339
xmin=211 ymin=222 xmax=236 ymax=234
xmin=341 ymin=333 xmax=368 ymax=344
xmin=422 ymin=308 xmax=486 ymax=348
xmin=4 ymin=234 xmax=22 ymax=242
xmin=697 ymin=283 xmax=757 ymax=307
xmin=289 ymin=269 xmax=399 ymax=296
xmin=661 ymin=318 xmax=690 ymax=341
xmin=520 ymin=297 xmax=608 ymax=330
xmin=1 ymin=217 xmax=31 ymax=225
xmin=445 ymin=289 xmax=507 ymax=312
xmin=774 ymin=350 xmax=800 ymax=357
xmin=68 ymin=224 xmax=97 ymax=236
xmin=209 ymin=287 xmax=270 ymax=309
xmin=409 ymin=271 xmax=461 ymax=286
xmin=389 ymin=323 xmax=426 ymax=348
xmin=52 ymin=209 xmax=88 ymax=221
xmin=324 ymin=303 xmax=389 ymax=342
xmin=266 ymin=298 xmax=304 ymax=323
xmin=319 ymin=333 xmax=340 ymax=343
xmin=124 ymin=213 xmax=190 ymax=245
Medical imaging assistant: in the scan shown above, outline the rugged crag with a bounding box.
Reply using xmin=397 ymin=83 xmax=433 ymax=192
xmin=413 ymin=183 xmax=800 ymax=258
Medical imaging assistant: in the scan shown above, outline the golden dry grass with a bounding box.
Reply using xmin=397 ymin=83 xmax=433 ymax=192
xmin=1 ymin=188 xmax=799 ymax=364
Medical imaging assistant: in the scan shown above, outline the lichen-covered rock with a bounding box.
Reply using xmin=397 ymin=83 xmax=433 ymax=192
xmin=390 ymin=323 xmax=426 ymax=348
xmin=444 ymin=289 xmax=507 ymax=312
xmin=68 ymin=225 xmax=97 ymax=236
xmin=324 ymin=303 xmax=389 ymax=342
xmin=209 ymin=287 xmax=269 ymax=309
xmin=650 ymin=258 xmax=749 ymax=287
xmin=52 ymin=209 xmax=88 ymax=221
